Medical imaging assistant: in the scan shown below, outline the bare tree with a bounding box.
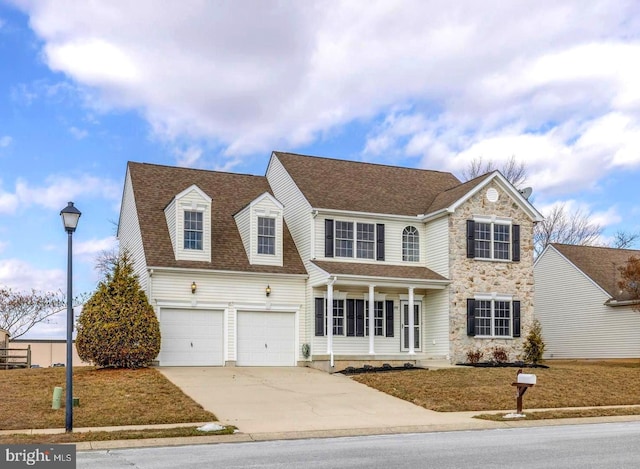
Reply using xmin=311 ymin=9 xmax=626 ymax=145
xmin=0 ymin=288 xmax=67 ymax=339
xmin=611 ymin=230 xmax=640 ymax=249
xmin=461 ymin=155 xmax=527 ymax=189
xmin=618 ymin=256 xmax=640 ymax=311
xmin=534 ymin=204 xmax=603 ymax=256
xmin=94 ymin=247 xmax=120 ymax=278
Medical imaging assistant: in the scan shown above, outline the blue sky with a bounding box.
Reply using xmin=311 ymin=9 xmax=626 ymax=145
xmin=2 ymin=0 xmax=640 ymax=338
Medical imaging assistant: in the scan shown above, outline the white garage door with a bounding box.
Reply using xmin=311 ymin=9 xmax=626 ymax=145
xmin=237 ymin=311 xmax=295 ymax=366
xmin=160 ymin=309 xmax=224 ymax=366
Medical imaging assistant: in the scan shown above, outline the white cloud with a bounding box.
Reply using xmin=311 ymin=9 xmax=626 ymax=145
xmin=74 ymin=236 xmax=117 ymax=262
xmin=0 ymin=135 xmax=11 ymax=147
xmin=0 ymin=258 xmax=65 ymax=292
xmin=68 ymin=126 xmax=88 ymax=139
xmin=0 ymin=174 xmax=120 ymax=214
xmin=12 ymin=0 xmax=640 ymax=195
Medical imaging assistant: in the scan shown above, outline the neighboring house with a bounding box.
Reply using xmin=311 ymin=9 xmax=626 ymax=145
xmin=118 ymin=152 xmax=542 ymax=369
xmin=9 ymin=339 xmax=89 ymax=367
xmin=535 ymin=243 xmax=640 ymax=359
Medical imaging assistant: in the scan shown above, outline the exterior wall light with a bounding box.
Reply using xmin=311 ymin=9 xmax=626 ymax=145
xmin=191 ymin=281 xmax=197 ymax=294
xmin=266 ymin=285 xmax=271 ymax=297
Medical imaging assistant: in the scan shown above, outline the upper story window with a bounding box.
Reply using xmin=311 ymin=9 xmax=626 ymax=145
xmin=402 ymin=226 xmax=420 ymax=262
xmin=325 ymin=219 xmax=385 ymax=261
xmin=467 ymin=219 xmax=520 ymax=262
xmin=257 ymin=217 xmax=276 ymax=255
xmin=184 ymin=211 xmax=203 ymax=250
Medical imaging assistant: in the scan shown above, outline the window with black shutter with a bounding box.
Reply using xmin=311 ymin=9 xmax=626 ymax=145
xmin=512 ymin=301 xmax=521 ymax=337
xmin=376 ymin=224 xmax=385 ymax=261
xmin=512 ymin=225 xmax=520 ymax=262
xmin=324 ymin=219 xmax=334 ymax=257
xmin=315 ymin=298 xmax=325 ymax=336
xmin=385 ymin=300 xmax=394 ymax=337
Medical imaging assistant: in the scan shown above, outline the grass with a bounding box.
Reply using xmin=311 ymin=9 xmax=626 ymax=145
xmin=0 ymin=367 xmax=217 ymax=431
xmin=353 ymin=360 xmax=640 ymax=414
xmin=477 ymin=406 xmax=640 ymax=421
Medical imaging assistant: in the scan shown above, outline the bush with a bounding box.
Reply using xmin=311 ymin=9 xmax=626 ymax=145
xmin=466 ymin=349 xmax=484 ymax=364
xmin=491 ymin=346 xmax=509 ymax=363
xmin=522 ymin=319 xmax=546 ymax=364
xmin=76 ymin=251 xmax=160 ymax=368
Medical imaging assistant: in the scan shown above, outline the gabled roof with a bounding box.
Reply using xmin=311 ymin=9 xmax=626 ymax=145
xmin=126 ymin=162 xmax=306 ymax=275
xmin=311 ymin=260 xmax=448 ymax=282
xmin=273 ymin=151 xmax=541 ymax=221
xmin=273 ymin=151 xmax=462 ymax=216
xmin=551 ymin=243 xmax=640 ymax=301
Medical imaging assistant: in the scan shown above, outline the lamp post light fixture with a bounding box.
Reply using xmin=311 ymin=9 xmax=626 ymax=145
xmin=60 ymin=201 xmax=81 ymax=433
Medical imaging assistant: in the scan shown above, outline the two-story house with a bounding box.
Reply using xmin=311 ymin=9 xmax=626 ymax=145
xmin=118 ymin=152 xmax=542 ymax=370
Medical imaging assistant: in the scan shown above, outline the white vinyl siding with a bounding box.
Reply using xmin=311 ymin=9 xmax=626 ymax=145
xmin=150 ymin=270 xmax=306 ymax=365
xmin=535 ymin=246 xmax=640 ymax=359
xmin=423 ymin=289 xmax=449 ymax=357
xmin=425 ymin=216 xmax=449 ymax=277
xmin=117 ymin=169 xmax=149 ymax=291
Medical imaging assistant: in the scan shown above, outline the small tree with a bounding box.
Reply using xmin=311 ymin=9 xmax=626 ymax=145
xmin=522 ymin=319 xmax=545 ymax=364
xmin=618 ymin=256 xmax=640 ymax=312
xmin=76 ymin=251 xmax=160 ymax=368
xmin=0 ymin=288 xmax=69 ymax=339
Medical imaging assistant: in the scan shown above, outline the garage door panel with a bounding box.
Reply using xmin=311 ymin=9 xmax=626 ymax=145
xmin=160 ymin=309 xmax=224 ymax=366
xmin=237 ymin=311 xmax=295 ymax=366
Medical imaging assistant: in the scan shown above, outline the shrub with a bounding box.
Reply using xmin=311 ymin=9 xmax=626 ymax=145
xmin=76 ymin=251 xmax=160 ymax=368
xmin=466 ymin=349 xmax=484 ymax=364
xmin=522 ymin=319 xmax=546 ymax=364
xmin=491 ymin=346 xmax=509 ymax=363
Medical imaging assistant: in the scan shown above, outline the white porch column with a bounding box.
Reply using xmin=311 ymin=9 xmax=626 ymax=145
xmin=368 ymin=284 xmax=375 ymax=354
xmin=327 ymin=281 xmax=334 ymax=355
xmin=408 ymin=286 xmax=415 ymax=355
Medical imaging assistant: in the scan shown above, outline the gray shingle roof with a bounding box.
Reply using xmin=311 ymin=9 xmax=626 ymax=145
xmin=552 ymin=243 xmax=640 ymax=301
xmin=273 ymin=151 xmax=469 ymax=216
xmin=127 ymin=162 xmax=306 ymax=274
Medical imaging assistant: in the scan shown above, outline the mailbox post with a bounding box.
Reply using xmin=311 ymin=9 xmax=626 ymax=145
xmin=511 ymin=368 xmax=536 ymax=415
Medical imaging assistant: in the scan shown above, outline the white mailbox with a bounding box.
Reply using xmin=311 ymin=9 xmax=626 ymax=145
xmin=517 ymin=373 xmax=537 ymax=385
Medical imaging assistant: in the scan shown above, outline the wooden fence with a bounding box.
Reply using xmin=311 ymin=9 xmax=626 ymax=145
xmin=0 ymin=345 xmax=31 ymax=370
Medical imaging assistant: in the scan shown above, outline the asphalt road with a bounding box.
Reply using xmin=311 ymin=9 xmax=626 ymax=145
xmin=78 ymin=422 xmax=640 ymax=469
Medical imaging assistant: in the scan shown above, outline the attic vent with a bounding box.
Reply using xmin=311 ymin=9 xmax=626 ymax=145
xmin=486 ymin=188 xmax=499 ymax=202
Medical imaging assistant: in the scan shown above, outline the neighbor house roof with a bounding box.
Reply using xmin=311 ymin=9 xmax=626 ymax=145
xmin=552 ymin=243 xmax=640 ymax=301
xmin=273 ymin=151 xmax=464 ymax=216
xmin=311 ymin=260 xmax=448 ymax=282
xmin=127 ymin=162 xmax=306 ymax=275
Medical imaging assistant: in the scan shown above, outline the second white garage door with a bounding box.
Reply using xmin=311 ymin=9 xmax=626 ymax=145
xmin=236 ymin=311 xmax=295 ymax=366
xmin=160 ymin=309 xmax=224 ymax=366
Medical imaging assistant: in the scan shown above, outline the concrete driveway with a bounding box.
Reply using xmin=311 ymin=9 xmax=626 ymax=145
xmin=158 ymin=367 xmax=484 ymax=434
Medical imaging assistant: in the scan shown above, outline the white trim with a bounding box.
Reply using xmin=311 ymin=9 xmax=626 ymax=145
xmin=473 ymin=215 xmax=512 ymax=225
xmin=147 ymin=266 xmax=307 ymax=279
xmin=313 ymin=207 xmax=423 ymax=221
xmin=174 ymin=184 xmax=212 ymax=203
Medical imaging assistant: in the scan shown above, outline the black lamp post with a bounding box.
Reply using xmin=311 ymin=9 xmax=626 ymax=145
xmin=60 ymin=201 xmax=81 ymax=433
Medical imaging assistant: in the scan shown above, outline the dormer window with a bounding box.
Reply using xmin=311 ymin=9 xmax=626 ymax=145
xmin=184 ymin=211 xmax=203 ymax=250
xmin=258 ymin=217 xmax=276 ymax=255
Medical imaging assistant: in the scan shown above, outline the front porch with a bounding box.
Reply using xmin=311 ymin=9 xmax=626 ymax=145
xmin=306 ymin=354 xmax=455 ymax=373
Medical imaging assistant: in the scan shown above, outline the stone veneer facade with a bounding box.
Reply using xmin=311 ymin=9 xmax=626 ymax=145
xmin=447 ymin=180 xmax=536 ymax=363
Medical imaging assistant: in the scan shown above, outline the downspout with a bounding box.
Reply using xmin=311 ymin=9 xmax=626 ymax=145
xmin=326 ymin=276 xmax=337 ymax=368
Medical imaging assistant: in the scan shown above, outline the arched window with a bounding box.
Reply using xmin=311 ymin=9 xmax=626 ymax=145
xmin=402 ymin=226 xmax=419 ymax=262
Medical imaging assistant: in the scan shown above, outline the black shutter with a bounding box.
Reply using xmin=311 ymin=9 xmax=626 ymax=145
xmin=325 ymin=219 xmax=334 ymax=257
xmin=467 ymin=299 xmax=476 ymax=336
xmin=355 ymin=300 xmax=365 ymax=337
xmin=385 ymin=300 xmax=394 ymax=337
xmin=315 ymin=298 xmax=325 ymax=336
xmin=512 ymin=300 xmax=521 ymax=338
xmin=466 ymin=220 xmax=475 ymax=258
xmin=346 ymin=299 xmax=355 ymax=337
xmin=376 ymin=224 xmax=385 ymax=261
xmin=512 ymin=224 xmax=520 ymax=262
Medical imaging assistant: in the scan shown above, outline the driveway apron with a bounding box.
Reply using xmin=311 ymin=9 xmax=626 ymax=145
xmin=158 ymin=367 xmax=472 ymax=433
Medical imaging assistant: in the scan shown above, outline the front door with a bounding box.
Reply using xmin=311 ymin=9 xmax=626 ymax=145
xmin=401 ymin=302 xmax=421 ymax=351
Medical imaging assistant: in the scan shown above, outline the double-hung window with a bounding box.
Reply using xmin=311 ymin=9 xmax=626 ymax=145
xmin=468 ymin=219 xmax=517 ymax=261
xmin=467 ymin=297 xmax=521 ymax=338
xmin=335 ymin=221 xmax=354 ymax=257
xmin=184 ymin=211 xmax=203 ymax=250
xmin=356 ymin=223 xmax=375 ymax=259
xmin=257 ymin=217 xmax=276 ymax=255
